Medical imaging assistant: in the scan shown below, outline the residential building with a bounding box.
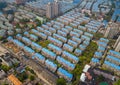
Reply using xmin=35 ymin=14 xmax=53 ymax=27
xmin=104 ymin=22 xmax=120 ymax=38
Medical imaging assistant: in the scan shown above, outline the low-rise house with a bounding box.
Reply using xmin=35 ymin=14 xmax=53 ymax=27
xmin=48 ymin=44 xmax=62 ymax=55
xmin=68 ymin=39 xmax=78 ymax=48
xmin=41 ymin=48 xmax=56 ymax=60
xmin=57 ymin=67 xmax=73 ymax=81
xmin=32 ymin=53 xmax=45 ymax=64
xmin=74 ymin=49 xmax=82 ymax=56
xmin=63 ymin=44 xmax=74 ymax=52
xmin=45 ymin=59 xmax=57 ymax=73
xmin=62 ymin=51 xmax=79 ymax=64
xmin=57 ymin=56 xmax=75 ymax=71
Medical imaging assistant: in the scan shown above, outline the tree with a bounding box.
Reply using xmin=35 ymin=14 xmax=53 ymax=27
xmin=0 ymin=65 xmax=10 ymax=72
xmin=29 ymin=75 xmax=35 ymax=81
xmin=0 ymin=36 xmax=3 ymax=40
xmin=17 ymin=72 xmax=28 ymax=82
xmin=57 ymin=78 xmax=66 ymax=85
xmin=114 ymin=79 xmax=120 ymax=85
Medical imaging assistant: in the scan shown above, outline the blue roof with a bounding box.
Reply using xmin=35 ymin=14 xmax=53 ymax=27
xmin=37 ymin=27 xmax=44 ymax=31
xmin=63 ymin=44 xmax=74 ymax=50
xmin=73 ymin=0 xmax=81 ymax=4
xmin=95 ymin=52 xmax=103 ymax=57
xmin=98 ymin=41 xmax=107 ymax=47
xmin=84 ymin=32 xmax=93 ymax=38
xmin=68 ymin=40 xmax=78 ymax=46
xmin=31 ymin=29 xmax=39 ymax=34
xmin=104 ymin=61 xmax=120 ymax=70
xmin=83 ymin=40 xmax=90 ymax=46
xmin=100 ymin=38 xmax=109 ymax=43
xmin=42 ymin=48 xmax=56 ymax=59
xmin=81 ymin=35 xmax=90 ymax=41
xmin=31 ymin=42 xmax=42 ymax=49
xmin=98 ymin=46 xmax=105 ymax=52
xmin=22 ymin=37 xmax=31 ymax=43
xmin=16 ymin=34 xmax=22 ymax=37
xmin=72 ymin=36 xmax=81 ymax=42
xmin=24 ymin=46 xmax=35 ymax=53
xmin=57 ymin=56 xmax=75 ymax=70
xmin=79 ymin=44 xmax=86 ymax=49
xmin=58 ymin=30 xmax=67 ymax=36
xmin=7 ymin=36 xmax=13 ymax=41
xmin=70 ymin=31 xmax=80 ymax=37
xmin=38 ymin=32 xmax=47 ymax=38
xmin=58 ymin=67 xmax=73 ymax=81
xmin=29 ymin=34 xmax=38 ymax=40
xmin=87 ymin=28 xmax=97 ymax=33
xmin=48 ymin=36 xmax=63 ymax=45
xmin=48 ymin=44 xmax=62 ymax=51
xmin=103 ymin=20 xmax=108 ymax=27
xmin=53 ymin=33 xmax=67 ymax=42
xmin=74 ymin=29 xmax=83 ymax=34
xmin=115 ymin=1 xmax=120 ymax=8
xmin=91 ymin=58 xmax=99 ymax=63
xmin=13 ymin=39 xmax=24 ymax=47
xmin=24 ymin=32 xmax=29 ymax=35
xmin=32 ymin=53 xmax=45 ymax=60
xmin=63 ymin=51 xmax=79 ymax=63
xmin=109 ymin=50 xmax=120 ymax=57
xmin=75 ymin=49 xmax=82 ymax=54
xmin=45 ymin=59 xmax=57 ymax=68
xmin=107 ymin=55 xmax=120 ymax=63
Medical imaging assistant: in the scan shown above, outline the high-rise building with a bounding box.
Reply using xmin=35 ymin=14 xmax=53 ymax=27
xmin=46 ymin=2 xmax=52 ymax=19
xmin=114 ymin=36 xmax=120 ymax=52
xmin=115 ymin=42 xmax=120 ymax=52
xmin=46 ymin=1 xmax=59 ymax=19
xmin=54 ymin=1 xmax=59 ymax=17
xmin=104 ymin=22 xmax=120 ymax=38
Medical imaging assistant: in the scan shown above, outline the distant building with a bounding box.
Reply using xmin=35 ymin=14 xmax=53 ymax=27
xmin=15 ymin=0 xmax=28 ymax=5
xmin=46 ymin=1 xmax=60 ymax=19
xmin=104 ymin=22 xmax=120 ymax=38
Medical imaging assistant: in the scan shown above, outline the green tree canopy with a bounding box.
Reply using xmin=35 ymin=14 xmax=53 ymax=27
xmin=57 ymin=78 xmax=66 ymax=85
xmin=114 ymin=79 xmax=120 ymax=85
